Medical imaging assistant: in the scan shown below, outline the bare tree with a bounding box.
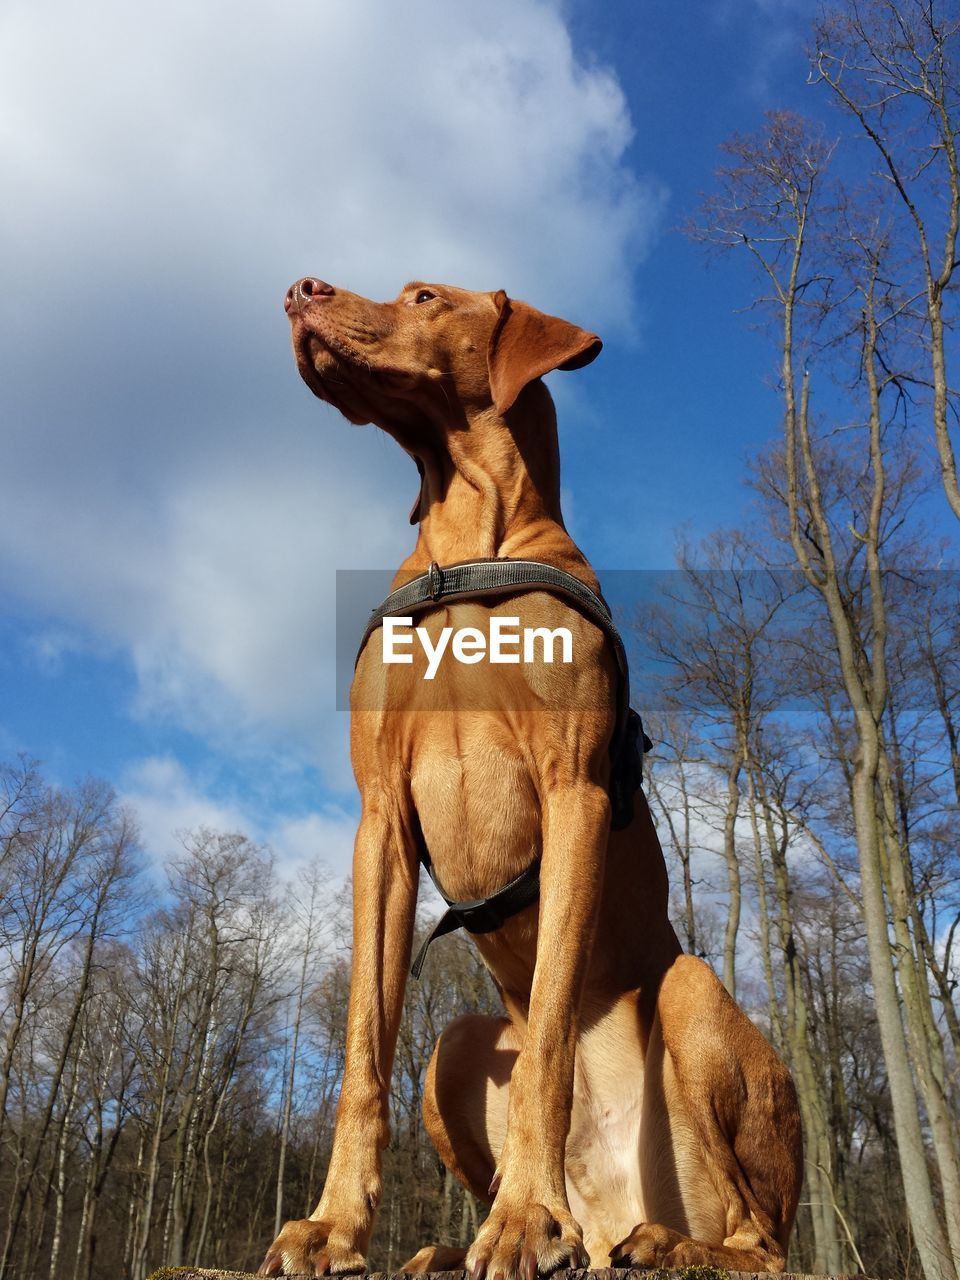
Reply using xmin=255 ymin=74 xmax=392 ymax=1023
xmin=638 ymin=534 xmax=791 ymax=998
xmin=273 ymin=861 xmax=329 ymax=1240
xmin=692 ymin=107 xmax=959 ymax=1280
xmin=0 ymin=778 xmax=139 ymax=1280
xmin=814 ymin=0 xmax=960 ymax=522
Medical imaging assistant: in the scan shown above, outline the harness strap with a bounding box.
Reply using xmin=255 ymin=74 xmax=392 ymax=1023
xmin=410 ymin=854 xmax=542 ymax=980
xmin=357 ymin=558 xmax=619 ymax=657
xmin=354 ymin=557 xmax=651 ymax=977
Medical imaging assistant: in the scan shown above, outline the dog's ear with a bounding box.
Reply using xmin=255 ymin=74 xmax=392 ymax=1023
xmin=487 ymin=290 xmax=602 ymax=416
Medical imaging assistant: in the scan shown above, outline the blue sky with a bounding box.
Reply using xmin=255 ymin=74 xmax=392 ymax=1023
xmin=0 ymin=0 xmax=924 ymax=878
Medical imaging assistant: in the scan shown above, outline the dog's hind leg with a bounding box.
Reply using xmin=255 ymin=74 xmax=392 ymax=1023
xmin=612 ymin=955 xmax=803 ymax=1274
xmin=400 ymin=1014 xmax=517 ymax=1273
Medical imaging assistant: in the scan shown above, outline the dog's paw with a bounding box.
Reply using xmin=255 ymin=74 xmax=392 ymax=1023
xmin=400 ymin=1245 xmax=469 ymax=1273
xmin=466 ymin=1199 xmax=588 ymax=1280
xmin=258 ymin=1218 xmax=366 ymax=1277
xmin=610 ymin=1222 xmax=711 ymax=1269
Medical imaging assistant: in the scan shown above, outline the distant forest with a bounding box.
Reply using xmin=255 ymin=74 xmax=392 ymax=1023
xmin=2 ymin=3 xmax=960 ymax=1280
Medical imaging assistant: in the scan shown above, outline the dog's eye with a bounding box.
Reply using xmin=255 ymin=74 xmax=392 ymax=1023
xmin=414 ymin=289 xmax=435 ymax=304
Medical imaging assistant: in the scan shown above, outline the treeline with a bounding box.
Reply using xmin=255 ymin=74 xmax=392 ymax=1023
xmin=0 ymin=768 xmax=498 ymax=1279
xmin=633 ymin=556 xmax=959 ymax=1280
xmin=650 ymin=5 xmax=960 ymax=1278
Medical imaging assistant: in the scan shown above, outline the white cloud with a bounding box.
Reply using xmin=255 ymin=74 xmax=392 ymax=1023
xmin=710 ymin=0 xmax=810 ymax=101
xmin=269 ymin=810 xmax=357 ymax=881
xmin=119 ymin=757 xmax=253 ymax=867
xmin=0 ymin=0 xmax=664 ymax=787
xmin=120 ymin=754 xmax=358 ymax=879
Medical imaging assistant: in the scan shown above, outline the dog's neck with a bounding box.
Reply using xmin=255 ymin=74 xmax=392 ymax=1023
xmin=398 ymin=381 xmax=590 ymax=576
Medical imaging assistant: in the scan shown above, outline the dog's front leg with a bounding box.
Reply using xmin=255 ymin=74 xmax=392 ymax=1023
xmin=466 ymin=779 xmax=609 ymax=1280
xmin=260 ymin=794 xmax=417 ymax=1277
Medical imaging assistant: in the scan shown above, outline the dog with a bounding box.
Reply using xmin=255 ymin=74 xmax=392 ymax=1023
xmin=259 ymin=278 xmax=803 ymax=1279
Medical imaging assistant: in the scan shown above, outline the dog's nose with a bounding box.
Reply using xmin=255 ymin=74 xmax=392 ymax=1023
xmin=284 ymin=277 xmax=336 ymax=313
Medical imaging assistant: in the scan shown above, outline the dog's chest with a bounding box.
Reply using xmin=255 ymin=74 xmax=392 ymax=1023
xmin=409 ymin=726 xmax=540 ymax=900
xmin=565 ymin=1007 xmax=648 ymax=1263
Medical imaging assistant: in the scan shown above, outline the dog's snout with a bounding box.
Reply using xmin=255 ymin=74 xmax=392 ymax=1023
xmin=285 ymin=277 xmax=336 ymax=313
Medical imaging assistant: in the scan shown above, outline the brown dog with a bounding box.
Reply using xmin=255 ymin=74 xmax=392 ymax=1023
xmin=259 ymin=279 xmax=803 ymax=1279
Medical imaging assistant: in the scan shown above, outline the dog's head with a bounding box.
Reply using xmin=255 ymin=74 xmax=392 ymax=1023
xmin=283 ymin=278 xmax=601 ymax=433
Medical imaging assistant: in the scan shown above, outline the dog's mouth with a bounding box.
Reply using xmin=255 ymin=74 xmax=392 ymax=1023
xmin=290 ymin=323 xmax=374 ymax=424
xmin=290 ymin=313 xmax=418 ymax=427
xmin=299 ymin=332 xmax=342 ymax=390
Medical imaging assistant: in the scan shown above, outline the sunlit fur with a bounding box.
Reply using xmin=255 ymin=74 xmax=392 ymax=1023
xmin=260 ymin=280 xmax=803 ymax=1280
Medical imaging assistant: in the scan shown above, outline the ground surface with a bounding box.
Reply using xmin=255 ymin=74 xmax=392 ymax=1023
xmin=145 ymin=1268 xmax=865 ymax=1280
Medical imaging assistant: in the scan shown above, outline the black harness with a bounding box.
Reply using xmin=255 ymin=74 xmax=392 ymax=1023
xmin=355 ymin=558 xmax=650 ymax=977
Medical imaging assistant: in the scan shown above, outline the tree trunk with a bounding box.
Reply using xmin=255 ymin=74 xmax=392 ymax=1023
xmin=720 ymin=754 xmax=741 ymax=998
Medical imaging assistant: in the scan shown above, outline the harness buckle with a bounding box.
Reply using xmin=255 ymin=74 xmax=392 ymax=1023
xmin=427 ymin=560 xmax=443 ymax=600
